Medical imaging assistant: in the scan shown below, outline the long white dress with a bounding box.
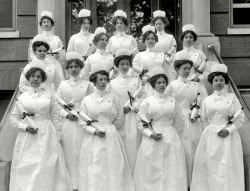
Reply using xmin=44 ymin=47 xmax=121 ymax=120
xmin=80 ymin=49 xmax=114 ymax=80
xmin=19 ymin=57 xmax=62 ymax=93
xmin=31 ymin=31 xmax=66 ymax=80
xmin=67 ymin=29 xmax=95 ymax=57
xmin=110 ymin=74 xmax=145 ymax=172
xmin=57 ymin=77 xmax=93 ymax=189
xmin=191 ymin=90 xmax=244 ymax=191
xmin=175 ymin=46 xmax=209 ymax=95
xmin=10 ymin=87 xmax=72 ymax=191
xmin=106 ymin=31 xmax=138 ymax=55
xmin=166 ymin=76 xmax=207 ymax=186
xmin=78 ymin=89 xmax=135 ymax=191
xmin=132 ymin=48 xmax=173 ymax=96
xmin=134 ymin=91 xmax=187 ymax=191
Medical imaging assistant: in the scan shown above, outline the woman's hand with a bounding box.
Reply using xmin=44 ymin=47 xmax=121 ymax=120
xmin=217 ymin=129 xmax=229 ymax=138
xmin=66 ymin=113 xmax=78 ymax=121
xmin=94 ymin=129 xmax=106 ymax=137
xmin=26 ymin=126 xmax=38 ymax=134
xmin=124 ymin=106 xmax=131 ymax=114
xmin=150 ymin=133 xmax=162 ymax=141
xmin=191 ymin=77 xmax=200 ymax=83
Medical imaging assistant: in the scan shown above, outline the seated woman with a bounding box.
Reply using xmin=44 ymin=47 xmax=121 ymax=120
xmin=20 ymin=36 xmax=62 ymax=93
xmin=109 ymin=48 xmax=145 ymax=173
xmin=80 ymin=27 xmax=114 ymax=80
xmin=30 ymin=10 xmax=65 ymax=80
xmin=134 ymin=67 xmax=187 ymax=191
xmin=166 ymin=51 xmax=207 ymax=187
xmin=57 ymin=51 xmax=93 ymax=190
xmin=10 ymin=67 xmax=72 ymax=191
xmin=191 ymin=64 xmax=244 ymax=191
xmin=78 ymin=69 xmax=135 ymax=191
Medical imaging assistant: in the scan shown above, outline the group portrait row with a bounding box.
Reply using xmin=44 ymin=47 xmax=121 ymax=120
xmin=9 ymin=7 xmax=245 ymax=191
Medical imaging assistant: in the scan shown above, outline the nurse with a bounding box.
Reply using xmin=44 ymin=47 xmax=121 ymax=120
xmin=106 ymin=10 xmax=138 ymax=56
xmin=80 ymin=27 xmax=114 ymax=80
xmin=19 ymin=36 xmax=62 ymax=93
xmin=175 ymin=24 xmax=209 ymax=95
xmin=132 ymin=25 xmax=173 ymax=96
xmin=67 ymin=9 xmax=95 ymax=59
xmin=134 ymin=67 xmax=187 ymax=191
xmin=10 ymin=67 xmax=72 ymax=191
xmin=110 ymin=48 xmax=145 ymax=172
xmin=57 ymin=51 xmax=93 ymax=190
xmin=191 ymin=64 xmax=244 ymax=191
xmin=152 ymin=10 xmax=177 ymax=63
xmin=78 ymin=69 xmax=135 ymax=191
xmin=30 ymin=10 xmax=65 ymax=80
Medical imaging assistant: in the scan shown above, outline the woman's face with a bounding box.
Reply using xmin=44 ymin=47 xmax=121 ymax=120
xmin=115 ymin=19 xmax=125 ymax=32
xmin=29 ymin=70 xmax=43 ymax=88
xmin=177 ymin=63 xmax=192 ymax=78
xmin=183 ymin=32 xmax=194 ymax=47
xmin=212 ymin=75 xmax=225 ymax=91
xmin=95 ymin=74 xmax=108 ymax=90
xmin=118 ymin=59 xmax=130 ymax=74
xmin=41 ymin=18 xmax=53 ymax=31
xmin=81 ymin=18 xmax=91 ymax=31
xmin=154 ymin=77 xmax=167 ymax=93
xmin=96 ymin=34 xmax=108 ymax=50
xmin=68 ymin=62 xmax=81 ymax=77
xmin=34 ymin=45 xmax=47 ymax=60
xmin=155 ymin=19 xmax=165 ymax=33
xmin=145 ymin=33 xmax=156 ymax=48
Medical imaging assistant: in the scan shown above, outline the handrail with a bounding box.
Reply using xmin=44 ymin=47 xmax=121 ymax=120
xmin=207 ymin=44 xmax=250 ymax=121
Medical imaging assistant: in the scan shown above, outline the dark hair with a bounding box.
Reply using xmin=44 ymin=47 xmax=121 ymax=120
xmin=25 ymin=67 xmax=47 ymax=82
xmin=93 ymin=33 xmax=109 ymax=46
xmin=152 ymin=17 xmax=169 ymax=26
xmin=113 ymin=16 xmax=129 ymax=27
xmin=149 ymin=74 xmax=168 ymax=88
xmin=142 ymin=31 xmax=158 ymax=43
xmin=79 ymin=17 xmax=93 ymax=25
xmin=114 ymin=55 xmax=132 ymax=68
xmin=39 ymin=16 xmax=54 ymax=27
xmin=32 ymin=41 xmax=50 ymax=51
xmin=66 ymin=59 xmax=84 ymax=69
xmin=208 ymin=72 xmax=229 ymax=84
xmin=89 ymin=70 xmax=110 ymax=85
xmin=181 ymin=30 xmax=197 ymax=42
xmin=174 ymin=60 xmax=193 ymax=71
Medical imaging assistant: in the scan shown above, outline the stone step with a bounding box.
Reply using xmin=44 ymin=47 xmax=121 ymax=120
xmin=0 ymin=161 xmax=10 ymax=191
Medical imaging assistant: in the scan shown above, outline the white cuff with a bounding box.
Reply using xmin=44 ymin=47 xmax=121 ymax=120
xmin=143 ymin=128 xmax=153 ymax=138
xmin=226 ymin=124 xmax=236 ymax=134
xmin=18 ymin=123 xmax=28 ymax=132
xmin=60 ymin=110 xmax=68 ymax=118
xmin=85 ymin=125 xmax=96 ymax=135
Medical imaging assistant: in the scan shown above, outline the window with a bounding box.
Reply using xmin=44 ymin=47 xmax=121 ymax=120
xmin=231 ymin=0 xmax=250 ymax=28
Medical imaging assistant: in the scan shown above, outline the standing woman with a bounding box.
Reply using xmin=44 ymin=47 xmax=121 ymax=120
xmin=191 ymin=64 xmax=244 ymax=191
xmin=134 ymin=67 xmax=187 ymax=191
xmin=166 ymin=52 xmax=207 ymax=187
xmin=30 ymin=11 xmax=65 ymax=80
xmin=152 ymin=10 xmax=177 ymax=62
xmin=78 ymin=70 xmax=135 ymax=191
xmin=132 ymin=25 xmax=172 ymax=96
xmin=110 ymin=48 xmax=145 ymax=173
xmin=20 ymin=37 xmax=62 ymax=93
xmin=10 ymin=67 xmax=72 ymax=191
xmin=67 ymin=9 xmax=95 ymax=59
xmin=106 ymin=10 xmax=138 ymax=56
xmin=57 ymin=51 xmax=93 ymax=190
xmin=80 ymin=27 xmax=114 ymax=80
xmin=175 ymin=24 xmax=209 ymax=95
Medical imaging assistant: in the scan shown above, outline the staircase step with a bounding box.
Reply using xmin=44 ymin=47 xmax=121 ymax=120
xmin=0 ymin=161 xmax=10 ymax=191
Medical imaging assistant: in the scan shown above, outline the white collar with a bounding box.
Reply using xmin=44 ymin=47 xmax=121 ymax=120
xmin=96 ymin=48 xmax=105 ymax=55
xmin=214 ymin=89 xmax=226 ymax=96
xmin=117 ymin=31 xmax=126 ymax=37
xmin=146 ymin=47 xmax=154 ymax=52
xmin=157 ymin=31 xmax=165 ymax=35
xmin=184 ymin=46 xmax=194 ymax=52
xmin=42 ymin=31 xmax=53 ymax=38
xmin=79 ymin=29 xmax=90 ymax=36
xmin=69 ymin=76 xmax=81 ymax=82
xmin=28 ymin=86 xmax=43 ymax=94
xmin=94 ymin=88 xmax=107 ymax=96
xmin=154 ymin=90 xmax=165 ymax=98
xmin=118 ymin=73 xmax=128 ymax=78
xmin=177 ymin=76 xmax=189 ymax=83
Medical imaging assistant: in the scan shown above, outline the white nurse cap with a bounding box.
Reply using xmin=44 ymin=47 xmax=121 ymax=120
xmin=142 ymin=25 xmax=155 ymax=34
xmin=41 ymin=10 xmax=53 ymax=19
xmin=153 ymin=10 xmax=166 ymax=18
xmin=66 ymin=51 xmax=83 ymax=61
xmin=78 ymin=9 xmax=91 ymax=18
xmin=114 ymin=10 xmax=127 ymax=18
xmin=210 ymin=64 xmax=228 ymax=73
xmin=182 ymin=24 xmax=196 ymax=33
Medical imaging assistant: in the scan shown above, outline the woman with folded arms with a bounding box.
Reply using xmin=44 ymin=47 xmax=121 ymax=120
xmin=78 ymin=69 xmax=135 ymax=191
xmin=57 ymin=51 xmax=93 ymax=191
xmin=191 ymin=64 xmax=244 ymax=191
xmin=10 ymin=67 xmax=71 ymax=191
xmin=134 ymin=67 xmax=187 ymax=191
